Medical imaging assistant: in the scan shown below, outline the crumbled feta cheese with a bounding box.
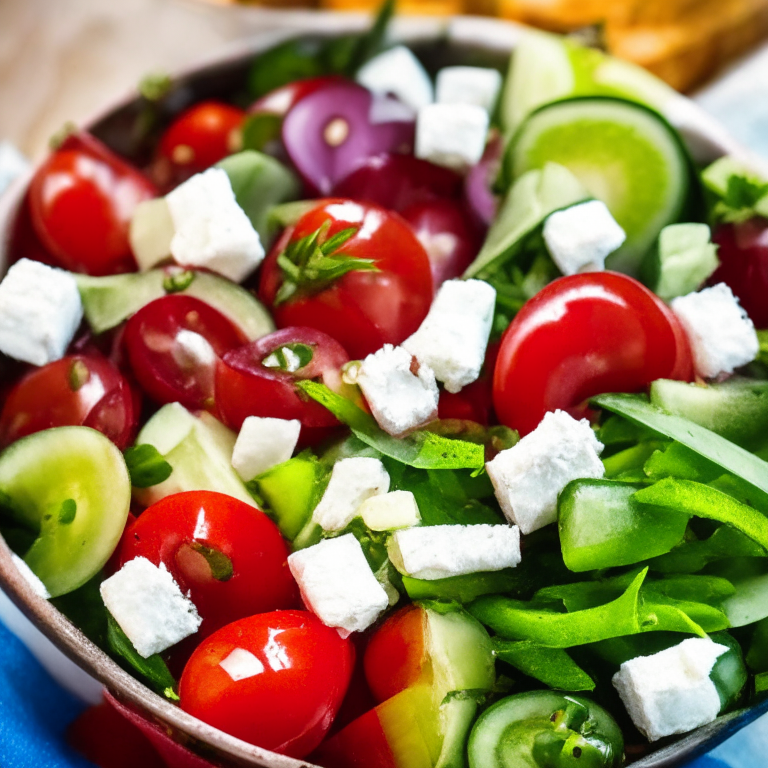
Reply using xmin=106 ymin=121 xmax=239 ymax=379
xmin=486 ymin=410 xmax=605 ymax=534
xmin=357 ymin=344 xmax=439 ymax=436
xmin=359 ymin=490 xmax=421 ymax=531
xmin=311 ymin=457 xmax=390 ymax=531
xmin=0 ymin=258 xmax=83 ymax=366
xmin=415 ymin=104 xmax=489 ymax=172
xmin=219 ymin=648 xmax=265 ymax=681
xmin=613 ymin=638 xmax=729 ymax=742
xmin=231 ymin=416 xmax=301 ymax=481
xmin=403 ymin=279 xmax=496 ymax=393
xmin=435 ymin=66 xmax=503 ymax=113
xmin=388 ymin=524 xmax=521 ymax=580
xmin=166 ymin=168 xmax=264 ymax=282
xmin=288 ymin=534 xmax=389 ymax=635
xmin=0 ymin=142 xmax=29 ymax=196
xmin=356 ymin=46 xmax=433 ymax=113
xmin=542 ymin=200 xmax=626 ymax=276
xmin=671 ymin=283 xmax=759 ymax=379
xmin=99 ymin=557 xmax=201 ymax=658
xmin=11 ymin=554 xmax=49 ymax=600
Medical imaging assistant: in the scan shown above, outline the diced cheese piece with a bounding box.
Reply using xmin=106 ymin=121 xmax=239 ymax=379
xmin=486 ymin=409 xmax=605 ymax=534
xmin=312 ymin=457 xmax=390 ymax=532
xmin=0 ymin=258 xmax=83 ymax=366
xmin=388 ymin=524 xmax=521 ymax=580
xmin=99 ymin=557 xmax=201 ymax=658
xmin=0 ymin=142 xmax=29 ymax=196
xmin=288 ymin=533 xmax=389 ymax=635
xmin=671 ymin=282 xmax=759 ymax=379
xmin=542 ymin=200 xmax=626 ymax=276
xmin=219 ymin=648 xmax=265 ymax=681
xmin=356 ymin=46 xmax=433 ymax=113
xmin=231 ymin=416 xmax=301 ymax=481
xmin=129 ymin=197 xmax=174 ymax=272
xmin=357 ymin=344 xmax=439 ymax=436
xmin=415 ymin=104 xmax=489 ymax=172
xmin=403 ymin=279 xmax=495 ymax=393
xmin=613 ymin=638 xmax=729 ymax=742
xmin=359 ymin=490 xmax=421 ymax=531
xmin=11 ymin=553 xmax=50 ymax=600
xmin=166 ymin=168 xmax=264 ymax=282
xmin=435 ymin=66 xmax=503 ymax=113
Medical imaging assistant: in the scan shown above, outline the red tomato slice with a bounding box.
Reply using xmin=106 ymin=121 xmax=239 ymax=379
xmin=493 ymin=272 xmax=694 ymax=436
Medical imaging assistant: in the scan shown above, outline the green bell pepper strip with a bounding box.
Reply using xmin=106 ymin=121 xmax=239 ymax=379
xmin=602 ymin=441 xmax=663 ymax=478
xmin=643 ymin=441 xmax=722 ymax=482
xmin=708 ymin=558 xmax=768 ymax=628
xmin=493 ymin=639 xmax=595 ymax=691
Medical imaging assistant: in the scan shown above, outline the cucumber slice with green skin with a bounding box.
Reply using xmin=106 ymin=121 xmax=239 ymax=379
xmin=435 ymin=693 xmax=480 ymax=768
xmin=128 ymin=198 xmax=174 ymax=272
xmin=76 ymin=269 xmax=274 ymax=339
xmin=708 ymin=631 xmax=748 ymax=712
xmin=650 ymin=378 xmax=768 ymax=451
xmin=507 ymin=97 xmax=693 ymax=275
xmin=0 ymin=427 xmax=131 ymax=597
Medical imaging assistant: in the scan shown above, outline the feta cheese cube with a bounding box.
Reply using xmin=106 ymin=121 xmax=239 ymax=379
xmin=288 ymin=533 xmax=389 ymax=635
xmin=0 ymin=142 xmax=30 ymax=196
xmin=486 ymin=409 xmax=605 ymax=534
xmin=0 ymin=258 xmax=83 ymax=366
xmin=312 ymin=457 xmax=390 ymax=531
xmin=388 ymin=524 xmax=521 ymax=580
xmin=403 ymin=279 xmax=496 ymax=393
xmin=219 ymin=648 xmax=265 ymax=681
xmin=542 ymin=200 xmax=626 ymax=276
xmin=11 ymin=554 xmax=50 ymax=600
xmin=671 ymin=282 xmax=759 ymax=379
xmin=415 ymin=104 xmax=489 ymax=172
xmin=231 ymin=416 xmax=301 ymax=481
xmin=435 ymin=66 xmax=503 ymax=113
xmin=613 ymin=638 xmax=729 ymax=742
xmin=357 ymin=344 xmax=439 ymax=436
xmin=356 ymin=46 xmax=433 ymax=113
xmin=99 ymin=557 xmax=201 ymax=658
xmin=166 ymin=168 xmax=264 ymax=282
xmin=359 ymin=490 xmax=421 ymax=531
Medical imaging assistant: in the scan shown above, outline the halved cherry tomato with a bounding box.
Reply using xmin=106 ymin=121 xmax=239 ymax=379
xmin=0 ymin=354 xmax=137 ymax=449
xmin=28 ymin=132 xmax=157 ymax=275
xmin=124 ymin=295 xmax=246 ymax=411
xmin=215 ymin=326 xmax=349 ymax=444
xmin=116 ymin=491 xmax=298 ymax=639
xmin=179 ymin=610 xmax=354 ymax=758
xmin=258 ymin=200 xmax=433 ymax=358
xmin=493 ymin=272 xmax=694 ymax=436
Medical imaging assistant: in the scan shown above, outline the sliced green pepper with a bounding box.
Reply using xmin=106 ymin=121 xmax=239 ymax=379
xmin=494 ymin=640 xmax=595 ymax=691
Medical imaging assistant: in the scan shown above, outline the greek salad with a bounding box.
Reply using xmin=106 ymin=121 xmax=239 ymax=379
xmin=1 ymin=5 xmax=768 ymax=767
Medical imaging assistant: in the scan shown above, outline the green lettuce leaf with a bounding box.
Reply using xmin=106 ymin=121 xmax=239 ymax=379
xmin=493 ymin=639 xmax=595 ymax=691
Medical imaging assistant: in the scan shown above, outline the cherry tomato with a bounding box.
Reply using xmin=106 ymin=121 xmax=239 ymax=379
xmin=711 ymin=218 xmax=768 ymax=329
xmin=154 ymin=101 xmax=245 ymax=189
xmin=28 ymin=132 xmax=157 ymax=275
xmin=0 ymin=354 xmax=137 ymax=449
xmin=124 ymin=295 xmax=246 ymax=411
xmin=493 ymin=272 xmax=694 ymax=435
xmin=400 ymin=199 xmax=480 ymax=287
xmin=179 ymin=610 xmax=354 ymax=757
xmin=117 ymin=491 xmax=297 ymax=638
xmin=258 ymin=200 xmax=433 ymax=358
xmin=215 ymin=326 xmax=349 ymax=443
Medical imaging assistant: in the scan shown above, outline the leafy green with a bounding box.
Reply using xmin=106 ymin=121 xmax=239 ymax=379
xmin=50 ymin=573 xmax=108 ymax=650
xmin=701 ymin=156 xmax=768 ymax=223
xmin=58 ymin=499 xmax=77 ymax=525
xmin=708 ymin=558 xmax=768 ymax=628
xmin=341 ymin=0 xmax=395 ymax=75
xmin=297 ymin=381 xmax=485 ymax=470
xmin=493 ymin=639 xmax=595 ymax=691
xmin=124 ymin=444 xmax=173 ymax=488
xmin=747 ymin=619 xmax=768 ymax=673
xmin=240 ymin=113 xmax=282 ymax=153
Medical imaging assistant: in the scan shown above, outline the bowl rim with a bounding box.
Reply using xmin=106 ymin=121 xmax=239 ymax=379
xmin=0 ymin=11 xmax=766 ymax=768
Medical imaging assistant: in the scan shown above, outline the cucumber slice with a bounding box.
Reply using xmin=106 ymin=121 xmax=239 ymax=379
xmin=508 ymin=97 xmax=692 ymax=275
xmin=435 ymin=693 xmax=479 ymax=768
xmin=0 ymin=427 xmax=131 ymax=597
xmin=650 ymin=378 xmax=768 ymax=451
xmin=129 ymin=198 xmax=174 ymax=272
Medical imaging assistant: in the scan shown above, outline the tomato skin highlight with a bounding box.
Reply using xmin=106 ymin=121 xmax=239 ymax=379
xmin=117 ymin=491 xmax=298 ymax=639
xmin=493 ymin=272 xmax=694 ymax=436
xmin=259 ymin=200 xmax=433 ymax=359
xmin=179 ymin=610 xmax=354 ymax=758
xmin=28 ymin=132 xmax=157 ymax=275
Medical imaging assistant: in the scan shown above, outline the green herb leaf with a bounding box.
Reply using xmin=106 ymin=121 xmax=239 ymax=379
xmin=68 ymin=360 xmax=90 ymax=392
xmin=162 ymin=269 xmax=196 ymax=294
xmin=247 ymin=39 xmax=325 ymax=98
xmin=139 ymin=72 xmax=172 ymax=102
xmin=188 ymin=542 xmax=233 ymax=582
xmin=241 ymin=113 xmax=283 ymax=153
xmin=297 ymin=381 xmax=485 ymax=470
xmin=701 ymin=156 xmax=768 ymax=223
xmin=124 ymin=444 xmax=173 ymax=488
xmin=493 ymin=639 xmax=595 ymax=691
xmin=58 ymin=499 xmax=77 ymax=525
xmin=724 ymin=175 xmax=768 ymax=211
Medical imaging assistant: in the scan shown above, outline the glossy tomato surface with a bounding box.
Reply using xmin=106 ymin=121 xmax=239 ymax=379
xmin=0 ymin=354 xmax=137 ymax=449
xmin=179 ymin=610 xmax=354 ymax=757
xmin=259 ymin=200 xmax=433 ymax=358
xmin=117 ymin=491 xmax=297 ymax=638
xmin=249 ymin=76 xmax=344 ymax=117
xmin=28 ymin=132 xmax=157 ymax=275
xmin=493 ymin=272 xmax=694 ymax=435
xmin=124 ymin=295 xmax=246 ymax=411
